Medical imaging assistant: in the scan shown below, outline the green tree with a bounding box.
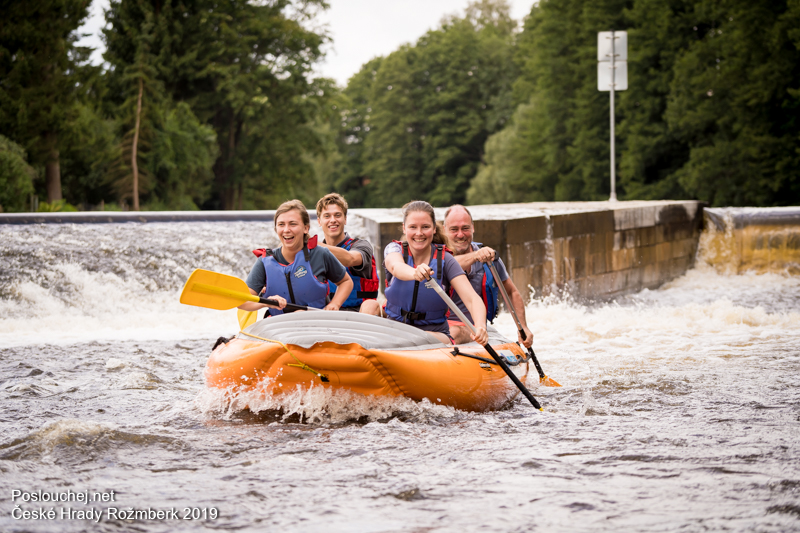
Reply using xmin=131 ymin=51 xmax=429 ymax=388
xmin=666 ymin=0 xmax=800 ymax=206
xmin=323 ymin=57 xmax=384 ymax=208
xmin=0 ymin=135 xmax=35 ymax=212
xmin=472 ymin=0 xmax=800 ymax=206
xmin=615 ymin=0 xmax=693 ymax=200
xmin=331 ymin=0 xmax=518 ymax=208
xmin=0 ymin=0 xmax=91 ymax=203
xmin=104 ymin=0 xmax=329 ymax=210
xmin=107 ymin=0 xmax=163 ymax=210
xmin=470 ymin=0 xmax=628 ymax=204
xmin=467 ymin=100 xmax=543 ymax=204
xmin=103 ymin=0 xmax=223 ymax=210
xmin=58 ymin=101 xmax=120 ymax=208
xmin=148 ymin=102 xmax=218 ymax=209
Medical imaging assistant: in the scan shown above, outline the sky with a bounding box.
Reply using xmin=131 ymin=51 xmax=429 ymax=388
xmin=76 ymin=0 xmax=537 ymax=87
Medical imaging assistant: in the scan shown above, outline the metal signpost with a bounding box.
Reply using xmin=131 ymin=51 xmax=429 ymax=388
xmin=598 ymin=31 xmax=627 ymax=202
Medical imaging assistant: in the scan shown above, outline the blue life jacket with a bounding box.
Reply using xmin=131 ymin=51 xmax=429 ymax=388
xmin=473 ymin=242 xmax=500 ymax=322
xmin=385 ymin=241 xmax=449 ymax=326
xmin=257 ymin=238 xmax=329 ymax=316
xmin=327 ymin=237 xmax=379 ymax=308
xmin=447 ymin=242 xmax=500 ymax=323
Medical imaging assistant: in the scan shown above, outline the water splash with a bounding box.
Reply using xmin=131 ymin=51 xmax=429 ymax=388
xmin=195 ymin=381 xmax=459 ymax=425
xmin=0 ymin=219 xmax=370 ymax=347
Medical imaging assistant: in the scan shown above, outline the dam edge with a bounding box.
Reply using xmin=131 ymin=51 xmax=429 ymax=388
xmin=0 ymin=200 xmax=713 ymax=301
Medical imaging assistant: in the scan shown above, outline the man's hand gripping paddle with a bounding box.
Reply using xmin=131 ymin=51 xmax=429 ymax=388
xmin=487 ymin=262 xmax=561 ymax=387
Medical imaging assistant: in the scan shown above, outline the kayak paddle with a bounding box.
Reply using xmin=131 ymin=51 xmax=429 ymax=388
xmin=424 ymin=278 xmax=542 ymax=410
xmin=180 ymin=269 xmax=318 ymax=313
xmin=487 ymin=261 xmax=561 ymax=387
xmin=237 ymin=309 xmax=258 ymax=329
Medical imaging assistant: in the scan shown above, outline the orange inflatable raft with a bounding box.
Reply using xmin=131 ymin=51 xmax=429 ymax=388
xmin=206 ymin=311 xmax=531 ymax=412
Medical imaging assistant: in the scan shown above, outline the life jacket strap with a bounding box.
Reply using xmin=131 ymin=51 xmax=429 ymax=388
xmin=400 ymin=309 xmax=427 ymax=321
xmin=356 ymin=290 xmax=379 ymax=299
xmin=434 ymin=244 xmax=444 ymax=283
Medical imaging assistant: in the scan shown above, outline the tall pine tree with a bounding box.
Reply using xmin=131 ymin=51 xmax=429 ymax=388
xmin=0 ymin=0 xmax=91 ymax=203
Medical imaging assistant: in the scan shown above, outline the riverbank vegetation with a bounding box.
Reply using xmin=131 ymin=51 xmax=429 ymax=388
xmin=1 ymin=0 xmax=798 ymax=212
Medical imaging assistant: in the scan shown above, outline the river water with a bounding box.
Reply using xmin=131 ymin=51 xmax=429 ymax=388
xmin=1 ymin=217 xmax=799 ymax=532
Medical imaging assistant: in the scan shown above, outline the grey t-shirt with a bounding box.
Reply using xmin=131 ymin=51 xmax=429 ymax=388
xmin=323 ymin=233 xmax=374 ymax=279
xmin=245 ymin=244 xmax=348 ymax=298
xmin=450 ymin=243 xmax=509 ymax=324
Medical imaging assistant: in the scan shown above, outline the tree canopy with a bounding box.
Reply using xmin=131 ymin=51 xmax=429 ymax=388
xmin=468 ymin=0 xmax=800 ymax=207
xmin=0 ymin=0 xmax=797 ymax=212
xmin=328 ymin=0 xmax=519 ymax=207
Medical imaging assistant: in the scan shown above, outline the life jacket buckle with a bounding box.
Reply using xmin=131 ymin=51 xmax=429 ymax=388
xmin=400 ymin=309 xmax=426 ymax=321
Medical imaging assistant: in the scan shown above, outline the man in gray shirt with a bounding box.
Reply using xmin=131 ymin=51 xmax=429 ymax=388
xmin=316 ymin=193 xmax=381 ymax=315
xmin=443 ymin=204 xmax=534 ymax=347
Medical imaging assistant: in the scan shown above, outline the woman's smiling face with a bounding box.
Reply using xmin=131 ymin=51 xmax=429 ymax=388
xmin=403 ymin=211 xmax=435 ymax=254
xmin=275 ymin=208 xmax=308 ymax=252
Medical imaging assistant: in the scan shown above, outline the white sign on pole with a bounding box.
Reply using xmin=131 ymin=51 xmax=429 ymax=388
xmin=597 ymin=30 xmax=628 ymax=202
xmin=597 ymin=61 xmax=628 ymax=91
xmin=597 ymin=31 xmax=627 ymax=62
xmin=597 ymin=31 xmax=628 ymax=91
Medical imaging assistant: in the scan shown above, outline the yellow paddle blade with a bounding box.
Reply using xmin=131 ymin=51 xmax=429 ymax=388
xmin=540 ymin=375 xmax=562 ymax=387
xmin=237 ymin=309 xmax=258 ymax=330
xmin=179 ymin=269 xmax=259 ymax=310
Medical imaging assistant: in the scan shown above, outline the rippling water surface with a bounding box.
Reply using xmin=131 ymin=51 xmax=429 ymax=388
xmin=1 ymin=220 xmax=799 ymax=532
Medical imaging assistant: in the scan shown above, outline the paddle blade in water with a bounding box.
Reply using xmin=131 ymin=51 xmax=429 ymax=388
xmin=180 ymin=269 xmax=258 ymax=310
xmin=237 ymin=309 xmax=258 ymax=329
xmin=540 ymin=375 xmax=562 ymax=387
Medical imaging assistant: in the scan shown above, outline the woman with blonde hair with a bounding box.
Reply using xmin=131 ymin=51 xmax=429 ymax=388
xmin=383 ymin=201 xmax=488 ymax=345
xmin=240 ymin=199 xmax=353 ymax=316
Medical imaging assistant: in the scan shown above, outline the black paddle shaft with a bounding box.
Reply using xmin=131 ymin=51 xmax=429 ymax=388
xmin=487 ymin=260 xmax=549 ymax=382
xmin=527 ymin=347 xmax=547 ymax=381
xmin=517 ymin=327 xmax=547 ymax=381
xmin=258 ymin=297 xmax=309 ymax=313
xmin=483 ymin=343 xmax=542 ymax=410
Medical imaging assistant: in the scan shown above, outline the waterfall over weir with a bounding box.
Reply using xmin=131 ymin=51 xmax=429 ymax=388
xmin=702 ymin=207 xmax=800 ymax=275
xmin=1 ymin=205 xmax=799 ymax=532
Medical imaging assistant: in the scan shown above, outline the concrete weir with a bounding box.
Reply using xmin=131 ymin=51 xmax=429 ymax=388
xmin=1 ymin=200 xmax=704 ymax=301
xmin=701 ymin=207 xmax=800 ymax=274
xmin=352 ymin=201 xmax=704 ymax=301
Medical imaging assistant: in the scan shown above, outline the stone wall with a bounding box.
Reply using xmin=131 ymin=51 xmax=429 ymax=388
xmin=353 ymin=201 xmax=704 ymax=301
xmin=501 ymin=202 xmax=703 ymax=299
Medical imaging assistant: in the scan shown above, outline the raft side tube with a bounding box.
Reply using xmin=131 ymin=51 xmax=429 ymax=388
xmin=239 ymin=310 xmax=512 ymax=349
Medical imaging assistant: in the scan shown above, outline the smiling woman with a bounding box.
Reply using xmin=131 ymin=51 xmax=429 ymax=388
xmin=241 ymin=199 xmax=353 ymax=315
xmin=383 ymin=200 xmax=488 ymax=345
